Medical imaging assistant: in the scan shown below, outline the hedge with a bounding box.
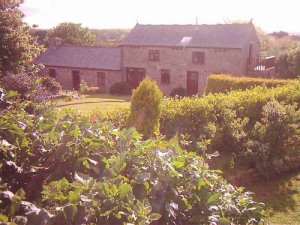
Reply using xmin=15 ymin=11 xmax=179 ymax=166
xmin=88 ymin=81 xmax=300 ymax=175
xmin=205 ymin=74 xmax=296 ymax=94
xmin=161 ymin=81 xmax=300 ymax=174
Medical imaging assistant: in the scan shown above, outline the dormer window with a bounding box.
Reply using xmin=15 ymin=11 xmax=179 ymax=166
xmin=149 ymin=50 xmax=160 ymax=61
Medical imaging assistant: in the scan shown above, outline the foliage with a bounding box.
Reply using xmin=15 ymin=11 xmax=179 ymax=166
xmin=245 ymin=100 xmax=300 ymax=176
xmin=109 ymin=81 xmax=132 ymax=95
xmin=205 ymin=74 xmax=295 ymax=94
xmin=90 ymin=28 xmax=130 ymax=46
xmin=127 ymin=79 xmax=163 ymax=138
xmin=89 ymin=106 xmax=129 ymax=128
xmin=41 ymin=76 xmax=62 ymax=95
xmin=0 ymin=73 xmax=61 ymax=102
xmin=79 ymin=80 xmax=89 ymax=93
xmin=32 ymin=28 xmax=130 ymax=46
xmin=161 ymin=81 xmax=300 ymax=175
xmin=0 ymin=90 xmax=265 ymax=224
xmin=261 ymin=34 xmax=300 ymax=78
xmin=170 ymin=86 xmax=186 ymax=97
xmin=0 ymin=0 xmax=43 ymax=76
xmin=46 ymin=22 xmax=96 ymax=46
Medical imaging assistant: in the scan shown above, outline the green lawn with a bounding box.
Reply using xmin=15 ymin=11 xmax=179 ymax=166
xmin=247 ymin=171 xmax=300 ymax=225
xmin=56 ymin=93 xmax=130 ymax=114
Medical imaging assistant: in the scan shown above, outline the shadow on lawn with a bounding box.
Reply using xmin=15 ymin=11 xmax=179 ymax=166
xmin=245 ymin=169 xmax=300 ymax=213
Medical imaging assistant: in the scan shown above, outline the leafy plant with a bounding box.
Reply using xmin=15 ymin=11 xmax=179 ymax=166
xmin=109 ymin=81 xmax=132 ymax=95
xmin=205 ymin=74 xmax=296 ymax=94
xmin=79 ymin=80 xmax=89 ymax=93
xmin=0 ymin=88 xmax=265 ymax=224
xmin=127 ymin=79 xmax=163 ymax=138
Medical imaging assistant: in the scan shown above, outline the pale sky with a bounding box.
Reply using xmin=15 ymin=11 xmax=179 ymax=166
xmin=21 ymin=0 xmax=300 ymax=33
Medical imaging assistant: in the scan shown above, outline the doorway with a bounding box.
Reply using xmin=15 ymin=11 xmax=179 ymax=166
xmin=187 ymin=71 xmax=199 ymax=96
xmin=72 ymin=70 xmax=80 ymax=91
xmin=126 ymin=67 xmax=146 ymax=88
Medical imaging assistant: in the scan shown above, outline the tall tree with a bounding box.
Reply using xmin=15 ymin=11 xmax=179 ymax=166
xmin=46 ymin=23 xmax=96 ymax=46
xmin=0 ymin=0 xmax=43 ymax=76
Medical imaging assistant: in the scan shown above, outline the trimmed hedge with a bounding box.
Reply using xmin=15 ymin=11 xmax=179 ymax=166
xmin=88 ymin=81 xmax=300 ymax=175
xmin=109 ymin=81 xmax=132 ymax=95
xmin=161 ymin=81 xmax=300 ymax=174
xmin=205 ymin=74 xmax=296 ymax=94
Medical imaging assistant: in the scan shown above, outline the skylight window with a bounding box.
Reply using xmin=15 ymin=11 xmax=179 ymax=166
xmin=180 ymin=37 xmax=192 ymax=45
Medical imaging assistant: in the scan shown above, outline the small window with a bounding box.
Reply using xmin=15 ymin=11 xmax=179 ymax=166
xmin=149 ymin=50 xmax=160 ymax=61
xmin=49 ymin=69 xmax=56 ymax=78
xmin=97 ymin=72 xmax=105 ymax=87
xmin=161 ymin=69 xmax=170 ymax=84
xmin=193 ymin=52 xmax=205 ymax=64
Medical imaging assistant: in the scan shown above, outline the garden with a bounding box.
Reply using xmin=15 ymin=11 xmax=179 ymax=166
xmin=1 ymin=1 xmax=300 ymax=224
xmin=0 ymin=73 xmax=300 ymax=225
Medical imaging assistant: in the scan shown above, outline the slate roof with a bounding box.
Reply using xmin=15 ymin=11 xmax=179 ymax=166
xmin=37 ymin=46 xmax=121 ymax=70
xmin=121 ymin=23 xmax=258 ymax=48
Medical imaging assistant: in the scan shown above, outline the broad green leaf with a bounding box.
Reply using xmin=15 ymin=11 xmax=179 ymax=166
xmin=149 ymin=213 xmax=162 ymax=221
xmin=118 ymin=183 xmax=132 ymax=199
xmin=219 ymin=217 xmax=231 ymax=225
xmin=207 ymin=193 xmax=221 ymax=205
xmin=0 ymin=214 xmax=8 ymax=222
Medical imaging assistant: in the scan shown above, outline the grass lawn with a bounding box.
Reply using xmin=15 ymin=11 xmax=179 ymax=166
xmin=246 ymin=170 xmax=300 ymax=225
xmin=56 ymin=93 xmax=130 ymax=114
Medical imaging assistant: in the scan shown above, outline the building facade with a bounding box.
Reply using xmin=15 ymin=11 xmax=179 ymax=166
xmin=121 ymin=23 xmax=260 ymax=95
xmin=37 ymin=45 xmax=122 ymax=91
xmin=38 ymin=23 xmax=265 ymax=95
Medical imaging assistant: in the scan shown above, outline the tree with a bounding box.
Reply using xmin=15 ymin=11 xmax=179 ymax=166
xmin=126 ymin=79 xmax=163 ymax=138
xmin=0 ymin=0 xmax=43 ymax=76
xmin=46 ymin=23 xmax=96 ymax=46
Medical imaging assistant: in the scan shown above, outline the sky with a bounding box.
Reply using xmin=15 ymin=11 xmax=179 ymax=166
xmin=20 ymin=0 xmax=299 ymax=33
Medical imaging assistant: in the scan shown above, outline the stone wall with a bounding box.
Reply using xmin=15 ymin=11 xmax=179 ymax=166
xmin=122 ymin=46 xmax=246 ymax=95
xmin=40 ymin=66 xmax=122 ymax=91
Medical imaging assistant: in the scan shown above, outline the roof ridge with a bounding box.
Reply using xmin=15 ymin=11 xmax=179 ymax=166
xmin=55 ymin=45 xmax=121 ymax=49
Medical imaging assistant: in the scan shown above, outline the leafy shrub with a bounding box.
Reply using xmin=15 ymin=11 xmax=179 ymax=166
xmin=161 ymin=81 xmax=300 ymax=174
xmin=0 ymin=90 xmax=265 ymax=224
xmin=127 ymin=79 xmax=163 ymax=138
xmin=170 ymin=86 xmax=186 ymax=97
xmin=63 ymin=95 xmax=73 ymax=102
xmin=0 ymin=73 xmax=59 ymax=102
xmin=245 ymin=100 xmax=300 ymax=176
xmin=41 ymin=76 xmax=62 ymax=94
xmin=89 ymin=106 xmax=129 ymax=128
xmin=205 ymin=74 xmax=296 ymax=94
xmin=79 ymin=80 xmax=89 ymax=93
xmin=109 ymin=81 xmax=132 ymax=95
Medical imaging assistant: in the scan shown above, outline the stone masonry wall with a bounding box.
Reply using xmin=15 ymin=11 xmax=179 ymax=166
xmin=122 ymin=46 xmax=245 ymax=95
xmin=40 ymin=66 xmax=122 ymax=91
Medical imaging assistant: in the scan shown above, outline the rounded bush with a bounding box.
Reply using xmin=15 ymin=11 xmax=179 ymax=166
xmin=109 ymin=81 xmax=132 ymax=95
xmin=126 ymin=78 xmax=163 ymax=138
xmin=170 ymin=86 xmax=186 ymax=97
xmin=42 ymin=76 xmax=62 ymax=94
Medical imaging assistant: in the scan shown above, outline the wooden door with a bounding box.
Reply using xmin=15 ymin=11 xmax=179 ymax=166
xmin=72 ymin=70 xmax=80 ymax=91
xmin=187 ymin=71 xmax=198 ymax=96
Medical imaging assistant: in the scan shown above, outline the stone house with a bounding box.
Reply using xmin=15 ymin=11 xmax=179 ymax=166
xmin=38 ymin=23 xmax=273 ymax=95
xmin=37 ymin=41 xmax=122 ymax=91
xmin=121 ymin=23 xmax=261 ymax=95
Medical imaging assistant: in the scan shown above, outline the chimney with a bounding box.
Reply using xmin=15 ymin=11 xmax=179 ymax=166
xmin=48 ymin=37 xmax=62 ymax=48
